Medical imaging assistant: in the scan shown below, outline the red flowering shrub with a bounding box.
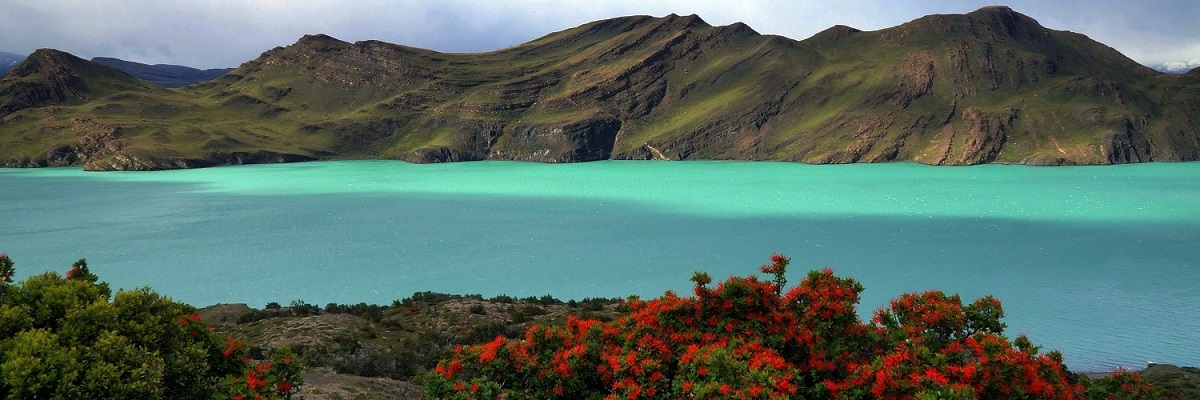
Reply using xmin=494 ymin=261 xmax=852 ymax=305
xmin=427 ymin=254 xmax=1156 ymax=399
xmin=64 ymin=258 xmax=98 ymax=281
xmin=0 ymin=253 xmax=13 ymax=284
xmin=225 ymin=347 xmax=304 ymax=400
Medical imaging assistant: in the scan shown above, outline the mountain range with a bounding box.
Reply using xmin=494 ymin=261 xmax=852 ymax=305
xmin=89 ymin=58 xmax=233 ymax=88
xmin=2 ymin=6 xmax=1199 ymax=170
xmin=0 ymin=53 xmax=231 ymax=87
xmin=1155 ymin=62 xmax=1200 ymax=75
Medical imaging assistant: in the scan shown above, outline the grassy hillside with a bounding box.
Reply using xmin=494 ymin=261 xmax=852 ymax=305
xmin=2 ymin=6 xmax=1199 ymax=170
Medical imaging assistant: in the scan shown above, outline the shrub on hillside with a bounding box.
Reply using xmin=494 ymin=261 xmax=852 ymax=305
xmin=0 ymin=253 xmax=302 ymax=399
xmin=427 ymin=254 xmax=1156 ymax=399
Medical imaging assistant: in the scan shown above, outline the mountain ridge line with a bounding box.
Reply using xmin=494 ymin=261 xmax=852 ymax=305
xmin=2 ymin=6 xmax=1199 ymax=170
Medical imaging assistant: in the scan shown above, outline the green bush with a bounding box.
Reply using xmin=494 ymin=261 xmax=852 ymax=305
xmin=0 ymin=253 xmax=302 ymax=399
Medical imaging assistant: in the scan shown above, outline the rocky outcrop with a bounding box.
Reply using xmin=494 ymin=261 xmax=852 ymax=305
xmin=1153 ymin=125 xmax=1200 ymax=161
xmin=1101 ymin=117 xmax=1152 ymax=163
xmin=951 ymin=107 xmax=1015 ymax=165
xmin=81 ymin=150 xmax=316 ymax=171
xmin=405 ymin=146 xmax=475 ymax=163
xmin=2 ymin=113 xmax=125 ymax=167
xmin=403 ymin=121 xmax=500 ymax=163
xmin=489 ymin=117 xmax=621 ymax=162
xmin=4 ymin=149 xmax=314 ymax=170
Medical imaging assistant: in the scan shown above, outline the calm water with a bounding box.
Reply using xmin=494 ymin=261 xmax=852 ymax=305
xmin=1 ymin=160 xmax=1198 ymax=371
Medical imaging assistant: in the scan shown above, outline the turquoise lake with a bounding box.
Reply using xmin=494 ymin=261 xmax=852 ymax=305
xmin=1 ymin=160 xmax=1198 ymax=372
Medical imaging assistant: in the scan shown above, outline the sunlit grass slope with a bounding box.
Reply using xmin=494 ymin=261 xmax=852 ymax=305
xmin=2 ymin=6 xmax=1198 ymax=170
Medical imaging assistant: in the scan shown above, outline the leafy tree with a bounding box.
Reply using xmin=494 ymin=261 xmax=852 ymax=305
xmin=0 ymin=254 xmax=302 ymax=399
xmin=427 ymin=254 xmax=1157 ymax=399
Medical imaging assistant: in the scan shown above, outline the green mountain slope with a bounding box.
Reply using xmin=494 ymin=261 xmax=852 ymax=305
xmin=2 ymin=6 xmax=1199 ymax=170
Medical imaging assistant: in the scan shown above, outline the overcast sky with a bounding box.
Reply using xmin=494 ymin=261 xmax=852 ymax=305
xmin=0 ymin=0 xmax=1196 ymax=71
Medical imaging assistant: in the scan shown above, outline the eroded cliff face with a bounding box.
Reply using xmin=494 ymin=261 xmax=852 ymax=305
xmin=921 ymin=107 xmax=1015 ymax=166
xmin=3 ymin=112 xmax=123 ymax=168
xmin=489 ymin=118 xmax=622 ymax=162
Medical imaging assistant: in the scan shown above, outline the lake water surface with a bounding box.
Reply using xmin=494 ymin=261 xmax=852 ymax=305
xmin=2 ymin=160 xmax=1197 ymax=371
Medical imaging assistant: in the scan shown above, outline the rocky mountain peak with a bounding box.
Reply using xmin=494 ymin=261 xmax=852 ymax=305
xmin=969 ymin=5 xmax=1017 ymax=16
xmin=1 ymin=49 xmax=98 ymax=115
xmin=0 ymin=49 xmax=148 ymax=117
xmin=807 ymin=24 xmax=862 ymax=43
xmin=9 ymin=49 xmax=87 ymax=77
xmin=965 ymin=5 xmax=1048 ymax=44
xmin=880 ymin=5 xmax=1049 ymax=45
xmin=720 ymin=22 xmax=759 ymax=37
xmin=293 ymin=34 xmax=351 ymax=52
xmin=662 ymin=13 xmax=707 ymax=29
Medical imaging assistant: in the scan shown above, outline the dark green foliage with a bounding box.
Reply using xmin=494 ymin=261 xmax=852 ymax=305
xmin=459 ymin=321 xmax=519 ymax=345
xmin=220 ymin=292 xmax=623 ymax=384
xmin=0 ymin=254 xmax=13 ymax=285
xmin=236 ymin=307 xmax=293 ymax=323
xmin=405 ymin=291 xmax=484 ymax=305
xmin=288 ymin=332 xmax=435 ymax=380
xmin=0 ymin=266 xmax=238 ymax=399
xmin=578 ymin=297 xmax=620 ymax=312
xmin=1139 ymin=364 xmax=1200 ymax=400
xmin=288 ymin=300 xmax=319 ymax=316
xmin=488 ymin=294 xmax=515 ymax=304
xmin=0 ymin=254 xmax=303 ymax=399
xmin=323 ymin=302 xmax=386 ymax=322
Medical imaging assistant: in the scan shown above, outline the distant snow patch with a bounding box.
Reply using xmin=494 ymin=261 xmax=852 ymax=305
xmin=1154 ymin=59 xmax=1200 ymax=74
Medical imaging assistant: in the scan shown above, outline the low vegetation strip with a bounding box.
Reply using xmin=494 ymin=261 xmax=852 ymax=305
xmin=2 ymin=252 xmax=1197 ymax=399
xmin=425 ymin=254 xmax=1162 ymax=399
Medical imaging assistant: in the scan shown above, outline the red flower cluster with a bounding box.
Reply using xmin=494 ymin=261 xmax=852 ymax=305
xmin=175 ymin=312 xmax=210 ymax=339
xmin=66 ymin=262 xmax=80 ymax=279
xmin=0 ymin=253 xmax=13 ymax=283
xmin=427 ymin=254 xmax=1156 ymax=399
xmin=169 ymin=309 xmax=302 ymax=400
xmin=223 ymin=335 xmax=243 ymax=359
xmin=225 ymin=347 xmax=303 ymax=400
